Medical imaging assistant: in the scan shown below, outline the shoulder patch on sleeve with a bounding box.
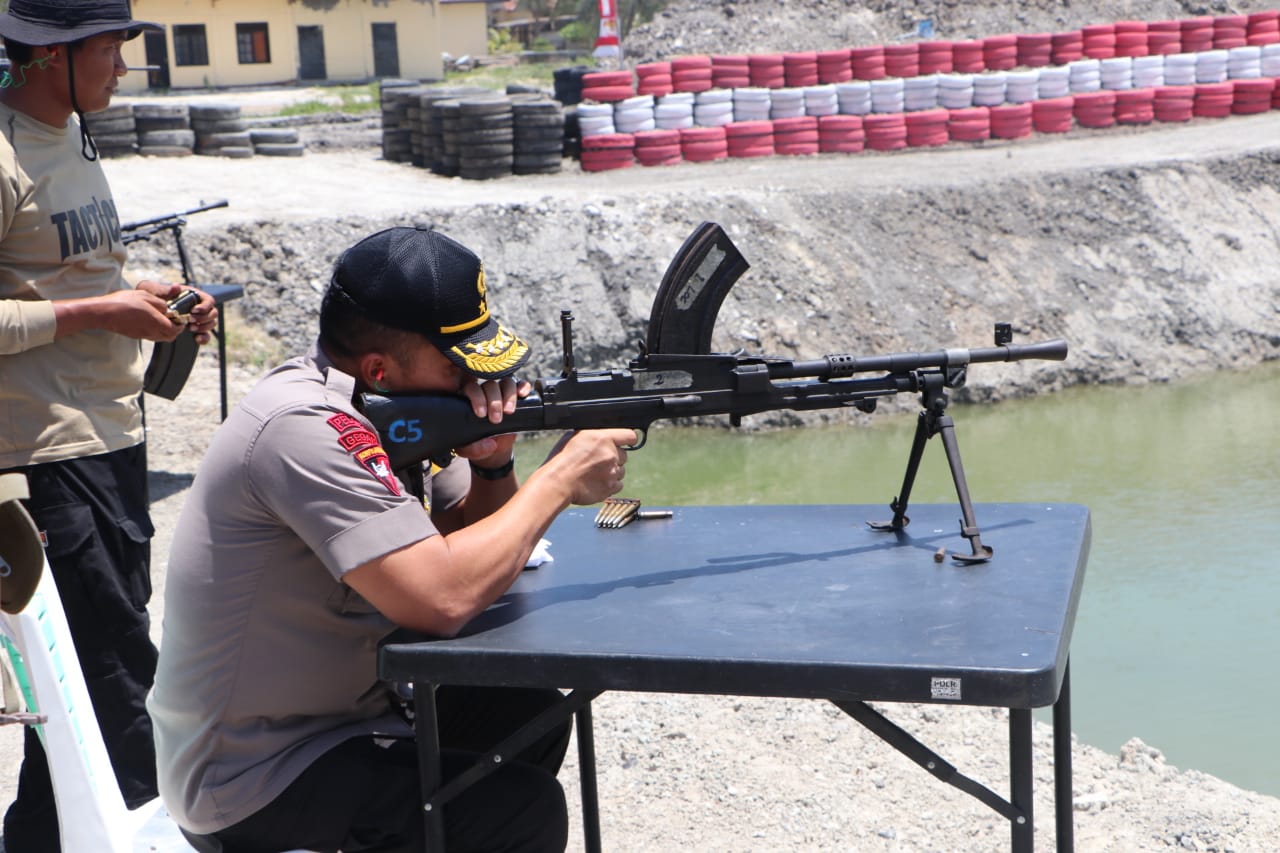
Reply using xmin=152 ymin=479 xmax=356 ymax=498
xmin=326 ymin=412 xmax=400 ymax=496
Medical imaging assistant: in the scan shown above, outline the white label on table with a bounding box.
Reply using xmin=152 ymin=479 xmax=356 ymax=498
xmin=931 ymin=677 xmax=962 ymax=701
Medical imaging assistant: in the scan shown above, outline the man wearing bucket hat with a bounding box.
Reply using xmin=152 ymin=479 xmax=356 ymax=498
xmin=0 ymin=1 xmax=219 ymax=849
xmin=149 ymin=226 xmax=634 ymax=851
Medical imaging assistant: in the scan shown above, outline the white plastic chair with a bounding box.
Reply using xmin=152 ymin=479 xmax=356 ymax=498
xmin=0 ymin=562 xmax=186 ymax=851
xmin=1 ymin=562 xmax=317 ymax=852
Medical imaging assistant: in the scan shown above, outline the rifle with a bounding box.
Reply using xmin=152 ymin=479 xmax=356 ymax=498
xmin=122 ymin=200 xmax=229 ymax=402
xmin=359 ymin=222 xmax=1068 ymax=564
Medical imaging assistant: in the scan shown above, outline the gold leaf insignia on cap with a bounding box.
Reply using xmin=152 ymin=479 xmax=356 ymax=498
xmin=450 ymin=325 xmax=528 ymax=374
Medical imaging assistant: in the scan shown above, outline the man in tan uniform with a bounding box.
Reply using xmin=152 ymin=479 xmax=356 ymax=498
xmin=0 ymin=1 xmax=218 ymax=849
xmin=150 ymin=227 xmax=633 ymax=851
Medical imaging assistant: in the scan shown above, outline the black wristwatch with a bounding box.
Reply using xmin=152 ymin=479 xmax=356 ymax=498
xmin=469 ymin=456 xmax=515 ymax=480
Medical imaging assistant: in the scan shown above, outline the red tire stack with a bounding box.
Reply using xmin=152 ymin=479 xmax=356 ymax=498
xmin=982 ymin=34 xmax=1018 ymax=70
xmin=748 ymin=54 xmax=786 ymax=88
xmin=772 ymin=116 xmax=819 ymax=155
xmin=671 ymin=56 xmax=713 ymax=93
xmin=635 ymin=62 xmax=673 ymax=98
xmin=817 ymin=115 xmax=865 ymax=153
xmin=850 ymin=45 xmax=887 ymax=80
xmin=1114 ymin=88 xmax=1155 ymax=124
xmin=1073 ymin=90 xmax=1117 ymax=127
xmin=581 ymin=71 xmax=635 ymax=104
xmin=1231 ymin=78 xmax=1276 ymax=115
xmin=1146 ymin=21 xmax=1182 ymax=55
xmin=724 ymin=121 xmax=775 ymax=158
xmin=905 ymin=109 xmax=949 ymax=147
xmin=863 ymin=113 xmax=907 ymax=151
xmin=989 ymin=102 xmax=1033 ymax=139
xmin=580 ymin=133 xmax=634 ymax=171
xmin=1247 ymin=10 xmax=1280 ymax=46
xmin=1113 ymin=20 xmax=1149 ymax=57
xmin=817 ymin=49 xmax=853 ymax=83
xmin=1213 ymin=14 xmax=1249 ymax=49
xmin=1081 ymin=23 xmax=1117 ymax=59
xmin=1192 ymin=82 xmax=1234 ymax=118
xmin=1032 ymin=97 xmax=1075 ymax=133
xmin=632 ymin=129 xmax=682 ymax=166
xmin=917 ymin=41 xmax=953 ymax=75
xmin=1017 ymin=33 xmax=1053 ymax=67
xmin=783 ymin=52 xmax=820 ymax=87
xmin=947 ymin=107 xmax=990 ymax=142
xmin=952 ymin=39 xmax=986 ymax=73
xmin=1180 ymin=17 xmax=1215 ymax=53
xmin=1152 ymin=86 xmax=1195 ymax=122
xmin=883 ymin=44 xmax=919 ymax=78
xmin=1274 ymin=80 xmax=1280 ymax=110
xmin=679 ymin=126 xmax=727 ymax=162
xmin=1050 ymin=30 xmax=1085 ymax=64
xmin=711 ymin=55 xmax=750 ymax=90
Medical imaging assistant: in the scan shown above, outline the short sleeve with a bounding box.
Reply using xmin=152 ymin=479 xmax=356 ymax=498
xmin=247 ymin=402 xmax=437 ymax=579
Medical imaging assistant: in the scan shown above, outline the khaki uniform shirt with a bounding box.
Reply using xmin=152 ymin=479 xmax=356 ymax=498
xmin=148 ymin=346 xmax=469 ymax=834
xmin=0 ymin=104 xmax=141 ymax=468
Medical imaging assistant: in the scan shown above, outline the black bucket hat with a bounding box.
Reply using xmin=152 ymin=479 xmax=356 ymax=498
xmin=0 ymin=0 xmax=160 ymax=46
xmin=331 ymin=227 xmax=531 ymax=381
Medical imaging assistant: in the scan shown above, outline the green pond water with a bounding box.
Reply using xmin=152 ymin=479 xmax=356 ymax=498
xmin=515 ymin=359 xmax=1280 ymax=796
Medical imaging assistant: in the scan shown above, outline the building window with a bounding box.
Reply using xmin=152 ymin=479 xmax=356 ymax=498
xmin=236 ymin=23 xmax=271 ymax=64
xmin=173 ymin=24 xmax=208 ymax=67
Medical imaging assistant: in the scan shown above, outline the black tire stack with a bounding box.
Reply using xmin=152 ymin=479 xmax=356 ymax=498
xmin=135 ymin=104 xmax=194 ymax=157
xmin=379 ymin=79 xmax=424 ymax=163
xmin=511 ymin=95 xmax=564 ymax=175
xmin=83 ymin=104 xmax=137 ymax=158
xmin=190 ymin=104 xmax=254 ymax=159
xmin=432 ymin=98 xmax=462 ymax=176
xmin=415 ymin=86 xmax=490 ymax=175
xmin=456 ymin=96 xmax=515 ymax=181
xmin=553 ymin=66 xmax=591 ymax=106
xmin=136 ymin=103 xmax=195 ymax=156
xmin=251 ymin=127 xmax=305 ymax=157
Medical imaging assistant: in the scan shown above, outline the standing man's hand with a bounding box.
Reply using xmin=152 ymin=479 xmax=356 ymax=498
xmin=51 ymin=279 xmax=217 ymax=343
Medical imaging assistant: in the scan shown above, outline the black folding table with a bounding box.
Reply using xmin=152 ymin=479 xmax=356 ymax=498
xmin=379 ymin=502 xmax=1091 ymax=852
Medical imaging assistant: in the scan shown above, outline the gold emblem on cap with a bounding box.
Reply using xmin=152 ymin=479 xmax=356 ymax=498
xmin=450 ymin=324 xmax=529 ymax=374
xmin=439 ymin=266 xmax=490 ymax=335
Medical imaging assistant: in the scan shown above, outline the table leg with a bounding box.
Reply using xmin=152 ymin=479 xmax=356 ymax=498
xmin=575 ymin=702 xmax=602 ymax=853
xmin=413 ymin=682 xmax=447 ymax=851
xmin=1055 ymin=661 xmax=1074 ymax=853
xmin=1009 ymin=708 xmax=1033 ymax=853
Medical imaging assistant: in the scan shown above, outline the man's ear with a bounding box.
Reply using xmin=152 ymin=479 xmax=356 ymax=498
xmin=356 ymin=352 xmax=389 ymax=390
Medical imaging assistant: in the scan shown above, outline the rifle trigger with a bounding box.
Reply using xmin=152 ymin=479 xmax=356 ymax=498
xmin=625 ymin=429 xmax=648 ymax=451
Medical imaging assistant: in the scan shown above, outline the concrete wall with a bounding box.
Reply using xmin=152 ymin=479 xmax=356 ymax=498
xmin=123 ymin=0 xmax=457 ymax=92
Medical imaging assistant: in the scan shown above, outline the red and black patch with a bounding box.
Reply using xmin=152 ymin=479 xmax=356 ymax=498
xmin=327 ymin=413 xmax=400 ymax=496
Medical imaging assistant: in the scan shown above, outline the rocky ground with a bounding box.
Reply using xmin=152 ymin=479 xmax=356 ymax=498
xmin=5 ymin=0 xmax=1280 ymax=849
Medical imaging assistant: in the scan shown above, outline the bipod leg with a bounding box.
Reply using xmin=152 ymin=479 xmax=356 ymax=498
xmin=868 ymin=376 xmax=943 ymax=533
xmin=935 ymin=412 xmax=993 ymax=564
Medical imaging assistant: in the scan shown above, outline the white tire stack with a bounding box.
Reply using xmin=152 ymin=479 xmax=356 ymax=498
xmin=732 ymin=88 xmax=772 ymax=121
xmin=835 ymin=81 xmax=872 ymax=115
xmin=577 ymin=103 xmax=616 ymax=137
xmin=903 ymin=75 xmax=939 ymax=111
xmin=614 ymin=95 xmax=656 ymax=134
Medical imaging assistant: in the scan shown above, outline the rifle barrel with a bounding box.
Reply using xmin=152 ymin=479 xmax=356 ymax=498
xmin=121 ymin=199 xmax=229 ymax=233
xmin=773 ymin=338 xmax=1068 ymax=379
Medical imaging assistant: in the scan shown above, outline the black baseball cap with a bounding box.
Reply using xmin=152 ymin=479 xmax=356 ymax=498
xmin=0 ymin=0 xmax=160 ymax=45
xmin=331 ymin=226 xmax=531 ymax=380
